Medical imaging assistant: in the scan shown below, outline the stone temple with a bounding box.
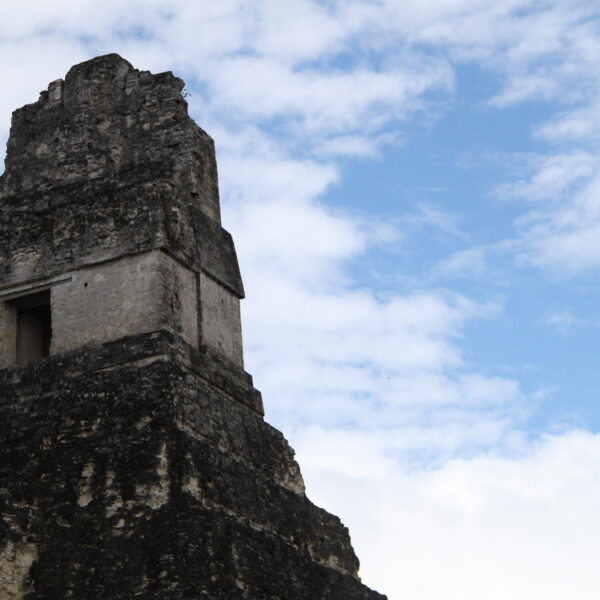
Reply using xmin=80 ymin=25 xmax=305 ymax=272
xmin=0 ymin=55 xmax=386 ymax=599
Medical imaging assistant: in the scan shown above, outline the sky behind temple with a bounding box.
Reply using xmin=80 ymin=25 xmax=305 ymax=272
xmin=1 ymin=2 xmax=600 ymax=598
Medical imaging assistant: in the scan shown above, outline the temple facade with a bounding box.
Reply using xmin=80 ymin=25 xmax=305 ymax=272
xmin=0 ymin=54 xmax=385 ymax=600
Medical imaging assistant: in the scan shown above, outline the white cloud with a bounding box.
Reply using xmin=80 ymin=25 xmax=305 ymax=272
xmin=490 ymin=74 xmax=560 ymax=107
xmin=2 ymin=0 xmax=597 ymax=166
xmin=252 ymin=0 xmax=347 ymax=62
xmin=313 ymin=133 xmax=399 ymax=159
xmin=0 ymin=0 xmax=454 ymax=166
xmin=497 ymin=152 xmax=597 ymax=203
xmin=488 ymin=151 xmax=600 ymax=275
xmin=296 ymin=430 xmax=600 ymax=600
xmin=201 ymin=56 xmax=452 ymax=135
xmin=544 ymin=308 xmax=586 ymax=336
xmin=433 ymin=248 xmax=488 ymax=278
xmin=535 ymin=102 xmax=600 ymax=142
xmin=512 ymin=160 xmax=600 ymax=274
xmin=406 ymin=204 xmax=467 ymax=239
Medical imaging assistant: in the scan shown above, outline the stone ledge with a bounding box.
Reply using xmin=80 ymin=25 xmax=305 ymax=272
xmin=0 ymin=330 xmax=263 ymax=415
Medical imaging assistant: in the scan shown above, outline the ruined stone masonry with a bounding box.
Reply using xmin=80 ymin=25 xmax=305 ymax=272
xmin=0 ymin=54 xmax=386 ymax=599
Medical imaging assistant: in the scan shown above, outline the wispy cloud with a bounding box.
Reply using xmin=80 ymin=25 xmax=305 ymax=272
xmin=497 ymin=152 xmax=597 ymax=203
xmin=544 ymin=308 xmax=587 ymax=336
xmin=433 ymin=248 xmax=488 ymax=279
xmin=535 ymin=102 xmax=600 ymax=142
xmin=512 ymin=162 xmax=600 ymax=274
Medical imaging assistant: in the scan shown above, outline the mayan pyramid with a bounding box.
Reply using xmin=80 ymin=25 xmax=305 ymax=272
xmin=0 ymin=54 xmax=385 ymax=600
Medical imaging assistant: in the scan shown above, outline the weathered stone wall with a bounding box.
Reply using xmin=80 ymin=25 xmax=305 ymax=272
xmin=0 ymin=54 xmax=240 ymax=295
xmin=51 ymin=252 xmax=163 ymax=353
xmin=0 ymin=248 xmax=247 ymax=367
xmin=0 ymin=334 xmax=385 ymax=599
xmin=157 ymin=251 xmax=200 ymax=350
xmin=0 ymin=176 xmax=244 ymax=298
xmin=2 ymin=54 xmax=220 ymax=223
xmin=50 ymin=250 xmax=199 ymax=354
xmin=200 ymin=271 xmax=244 ymax=367
xmin=0 ymin=54 xmax=246 ymax=370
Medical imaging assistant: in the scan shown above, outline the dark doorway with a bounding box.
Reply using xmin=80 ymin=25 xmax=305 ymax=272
xmin=10 ymin=291 xmax=51 ymax=364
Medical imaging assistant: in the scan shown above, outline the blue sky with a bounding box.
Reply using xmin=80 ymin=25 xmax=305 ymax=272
xmin=2 ymin=2 xmax=600 ymax=598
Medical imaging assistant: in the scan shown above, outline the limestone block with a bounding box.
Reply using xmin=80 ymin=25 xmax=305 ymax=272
xmin=200 ymin=271 xmax=243 ymax=367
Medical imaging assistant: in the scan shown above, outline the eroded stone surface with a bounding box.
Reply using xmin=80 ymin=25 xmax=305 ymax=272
xmin=2 ymin=54 xmax=220 ymax=224
xmin=0 ymin=54 xmax=244 ymax=367
xmin=0 ymin=540 xmax=38 ymax=599
xmin=0 ymin=336 xmax=385 ymax=598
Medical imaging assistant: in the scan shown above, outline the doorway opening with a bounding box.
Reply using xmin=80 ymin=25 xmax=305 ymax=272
xmin=11 ymin=290 xmax=52 ymax=364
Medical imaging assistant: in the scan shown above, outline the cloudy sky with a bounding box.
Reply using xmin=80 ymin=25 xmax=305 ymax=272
xmin=2 ymin=1 xmax=600 ymax=598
